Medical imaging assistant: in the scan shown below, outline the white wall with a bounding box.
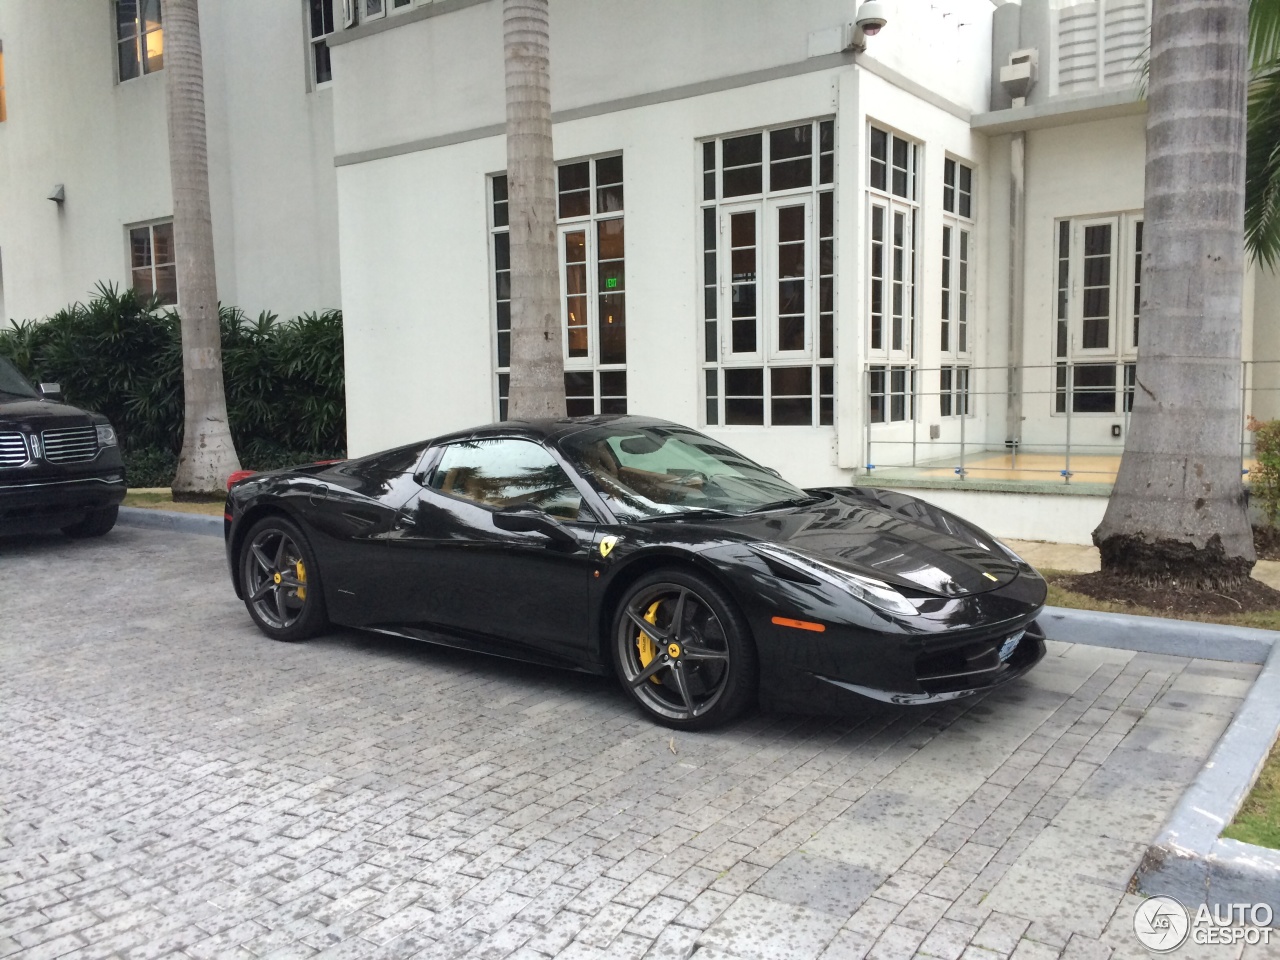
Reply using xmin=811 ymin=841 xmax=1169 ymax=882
xmin=0 ymin=0 xmax=340 ymax=323
xmin=331 ymin=0 xmax=996 ymax=160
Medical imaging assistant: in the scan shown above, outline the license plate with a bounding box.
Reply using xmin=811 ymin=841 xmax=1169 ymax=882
xmin=998 ymin=631 xmax=1025 ymax=663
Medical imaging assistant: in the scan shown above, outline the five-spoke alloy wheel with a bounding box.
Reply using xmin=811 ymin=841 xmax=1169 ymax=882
xmin=612 ymin=568 xmax=757 ymax=729
xmin=239 ymin=516 xmax=328 ymax=642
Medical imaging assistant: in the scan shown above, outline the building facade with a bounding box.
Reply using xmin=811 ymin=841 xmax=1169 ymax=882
xmin=3 ymin=0 xmax=1278 ymax=542
xmin=0 ymin=0 xmax=342 ymax=322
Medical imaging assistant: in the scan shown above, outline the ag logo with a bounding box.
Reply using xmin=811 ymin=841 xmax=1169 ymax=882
xmin=599 ymin=535 xmax=620 ymax=558
xmin=1133 ymin=896 xmax=1190 ymax=953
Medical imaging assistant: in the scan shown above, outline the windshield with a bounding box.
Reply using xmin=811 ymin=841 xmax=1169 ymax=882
xmin=559 ymin=422 xmax=813 ymax=521
xmin=0 ymin=356 xmax=38 ymax=399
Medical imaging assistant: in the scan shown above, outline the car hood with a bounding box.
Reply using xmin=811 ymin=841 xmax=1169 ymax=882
xmin=0 ymin=397 xmax=99 ymax=429
xmin=675 ymin=488 xmax=1022 ymax=598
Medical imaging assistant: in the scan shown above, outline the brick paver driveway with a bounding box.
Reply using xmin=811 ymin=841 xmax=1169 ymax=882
xmin=0 ymin=527 xmax=1261 ymax=960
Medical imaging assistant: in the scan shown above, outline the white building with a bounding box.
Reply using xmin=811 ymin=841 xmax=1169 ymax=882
xmin=2 ymin=0 xmax=1276 ymax=543
xmin=0 ymin=0 xmax=342 ymax=322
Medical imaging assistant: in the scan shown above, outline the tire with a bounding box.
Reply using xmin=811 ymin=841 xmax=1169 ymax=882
xmin=238 ymin=515 xmax=329 ymax=642
xmin=611 ymin=567 xmax=758 ymax=730
xmin=62 ymin=505 xmax=118 ymax=538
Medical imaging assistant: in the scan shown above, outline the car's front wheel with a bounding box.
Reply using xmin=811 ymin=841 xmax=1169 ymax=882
xmin=62 ymin=505 xmax=118 ymax=538
xmin=239 ymin=516 xmax=328 ymax=642
xmin=611 ymin=568 xmax=757 ymax=730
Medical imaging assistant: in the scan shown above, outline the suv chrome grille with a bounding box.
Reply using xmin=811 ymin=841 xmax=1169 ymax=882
xmin=41 ymin=426 xmax=99 ymax=463
xmin=0 ymin=431 xmax=29 ymax=467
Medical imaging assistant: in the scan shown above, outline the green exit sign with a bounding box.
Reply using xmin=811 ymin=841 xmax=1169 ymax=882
xmin=605 ymin=277 xmax=618 ymax=289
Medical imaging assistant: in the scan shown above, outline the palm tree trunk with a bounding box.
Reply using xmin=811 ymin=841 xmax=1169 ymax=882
xmin=1094 ymin=0 xmax=1254 ymax=586
xmin=503 ymin=0 xmax=564 ymax=420
xmin=162 ymin=0 xmax=241 ymax=495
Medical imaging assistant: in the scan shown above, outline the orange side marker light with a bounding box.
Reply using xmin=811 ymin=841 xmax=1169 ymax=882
xmin=771 ymin=616 xmax=826 ymax=633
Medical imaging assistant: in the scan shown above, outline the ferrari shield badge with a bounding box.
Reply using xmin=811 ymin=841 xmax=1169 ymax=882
xmin=599 ymin=535 xmax=620 ymax=558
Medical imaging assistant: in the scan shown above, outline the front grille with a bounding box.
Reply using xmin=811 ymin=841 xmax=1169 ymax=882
xmin=915 ymin=620 xmax=1044 ymax=695
xmin=41 ymin=426 xmax=99 ymax=463
xmin=0 ymin=431 xmax=29 ymax=467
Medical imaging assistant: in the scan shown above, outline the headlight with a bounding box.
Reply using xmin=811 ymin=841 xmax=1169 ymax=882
xmin=95 ymin=424 xmax=117 ymax=447
xmin=753 ymin=543 xmax=918 ymax=617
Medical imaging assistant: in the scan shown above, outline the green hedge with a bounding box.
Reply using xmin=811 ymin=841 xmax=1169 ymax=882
xmin=0 ymin=284 xmax=346 ymax=474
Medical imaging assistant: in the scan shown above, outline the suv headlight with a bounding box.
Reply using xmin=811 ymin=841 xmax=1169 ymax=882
xmin=95 ymin=424 xmax=118 ymax=447
xmin=753 ymin=543 xmax=918 ymax=617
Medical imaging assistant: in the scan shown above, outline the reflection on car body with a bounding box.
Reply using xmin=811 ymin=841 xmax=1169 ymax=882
xmin=224 ymin=415 xmax=1046 ymax=729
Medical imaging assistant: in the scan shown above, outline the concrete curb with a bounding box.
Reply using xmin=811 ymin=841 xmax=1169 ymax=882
xmin=1041 ymin=605 xmax=1276 ymax=664
xmin=118 ymin=506 xmax=222 ymax=537
xmin=1135 ymin=639 xmax=1280 ymax=913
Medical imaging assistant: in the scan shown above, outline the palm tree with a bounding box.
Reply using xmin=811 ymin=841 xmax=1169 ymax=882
xmin=161 ymin=0 xmax=241 ymax=495
xmin=1094 ymin=0 xmax=1253 ymax=586
xmin=503 ymin=0 xmax=564 ymax=420
xmin=1246 ymin=0 xmax=1280 ymax=265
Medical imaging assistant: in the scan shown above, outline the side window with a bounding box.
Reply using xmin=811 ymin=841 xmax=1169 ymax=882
xmin=116 ymin=0 xmax=163 ymax=81
xmin=429 ymin=439 xmax=582 ymax=520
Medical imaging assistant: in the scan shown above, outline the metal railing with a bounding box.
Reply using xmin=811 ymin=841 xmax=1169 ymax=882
xmin=859 ymin=360 xmax=1278 ymax=485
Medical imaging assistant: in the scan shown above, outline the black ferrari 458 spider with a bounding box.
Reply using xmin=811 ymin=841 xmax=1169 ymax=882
xmin=224 ymin=415 xmax=1047 ymax=728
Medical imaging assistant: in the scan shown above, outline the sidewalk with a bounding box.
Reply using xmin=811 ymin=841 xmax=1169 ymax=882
xmin=1004 ymin=538 xmax=1280 ymax=591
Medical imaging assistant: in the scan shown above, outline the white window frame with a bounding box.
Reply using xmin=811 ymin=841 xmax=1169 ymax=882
xmin=126 ymin=219 xmax=178 ymax=306
xmin=1053 ymin=211 xmax=1143 ymax=415
xmin=306 ymin=0 xmax=336 ymax=89
xmin=490 ymin=154 xmax=627 ymax=420
xmin=700 ymin=119 xmax=836 ymax=428
xmin=115 ymin=0 xmax=164 ymax=83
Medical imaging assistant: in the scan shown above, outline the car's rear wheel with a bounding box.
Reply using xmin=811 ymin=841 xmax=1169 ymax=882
xmin=239 ymin=516 xmax=328 ymax=642
xmin=611 ymin=568 xmax=757 ymax=729
xmin=61 ymin=505 xmax=118 ymax=538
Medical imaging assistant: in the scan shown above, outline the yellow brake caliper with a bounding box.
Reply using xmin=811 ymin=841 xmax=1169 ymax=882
xmin=637 ymin=600 xmax=663 ymax=685
xmin=295 ymin=560 xmax=307 ymax=601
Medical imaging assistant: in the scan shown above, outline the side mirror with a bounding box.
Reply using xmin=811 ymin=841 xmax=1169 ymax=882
xmin=39 ymin=383 xmax=63 ymax=402
xmin=493 ymin=504 xmax=578 ymax=548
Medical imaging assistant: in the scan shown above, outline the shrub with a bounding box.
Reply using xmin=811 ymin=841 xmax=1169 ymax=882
xmin=1248 ymin=415 xmax=1280 ymax=525
xmin=0 ymin=284 xmax=345 ymax=466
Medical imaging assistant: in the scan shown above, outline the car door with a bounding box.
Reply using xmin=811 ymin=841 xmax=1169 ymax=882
xmin=384 ymin=437 xmax=597 ymax=668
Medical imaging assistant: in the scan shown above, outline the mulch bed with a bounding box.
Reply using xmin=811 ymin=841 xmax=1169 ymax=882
xmin=1051 ymin=571 xmax=1280 ymax=617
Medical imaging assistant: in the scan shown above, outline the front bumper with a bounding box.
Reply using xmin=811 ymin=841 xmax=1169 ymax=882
xmin=814 ymin=619 xmax=1047 ymax=705
xmin=0 ymin=472 xmax=127 ymax=530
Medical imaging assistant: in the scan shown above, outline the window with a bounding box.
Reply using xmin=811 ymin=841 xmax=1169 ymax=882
xmin=943 ymin=159 xmax=972 ymax=219
xmin=128 ymin=222 xmax=177 ymax=305
xmin=308 ymin=0 xmax=335 ymax=86
xmin=116 ymin=0 xmax=163 ymax=81
xmin=429 ymin=439 xmax=582 ymax=520
xmin=869 ymin=365 xmax=914 ymax=425
xmin=941 ymin=158 xmax=974 ymax=368
xmin=361 ymin=0 xmax=415 ymax=20
xmin=491 ymin=154 xmax=626 ymax=420
xmin=0 ymin=42 xmax=7 ymax=122
xmin=939 ymin=365 xmax=970 ymax=418
xmin=867 ymin=124 xmax=919 ymax=423
xmin=700 ymin=120 xmax=835 ymax=427
xmin=1053 ymin=213 xmax=1142 ymax=413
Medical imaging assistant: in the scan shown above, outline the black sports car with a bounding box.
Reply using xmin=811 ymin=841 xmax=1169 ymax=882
xmin=224 ymin=415 xmax=1046 ymax=728
xmin=0 ymin=355 xmax=126 ymax=537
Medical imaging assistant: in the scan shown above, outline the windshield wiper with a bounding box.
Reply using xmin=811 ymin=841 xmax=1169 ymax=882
xmin=0 ymin=389 xmax=36 ymax=400
xmin=747 ymin=495 xmax=826 ymax=513
xmin=638 ymin=508 xmax=739 ymax=523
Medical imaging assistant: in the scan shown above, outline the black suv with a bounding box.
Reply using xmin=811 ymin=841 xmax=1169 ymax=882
xmin=0 ymin=355 xmax=126 ymax=537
